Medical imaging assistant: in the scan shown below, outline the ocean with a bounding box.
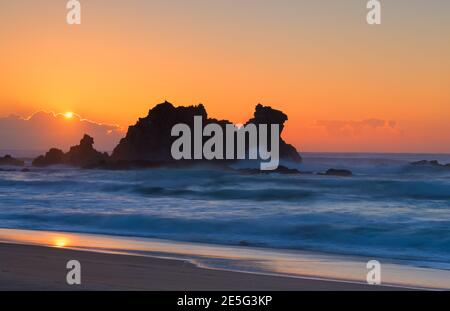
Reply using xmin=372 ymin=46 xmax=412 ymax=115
xmin=1 ymin=152 xmax=450 ymax=270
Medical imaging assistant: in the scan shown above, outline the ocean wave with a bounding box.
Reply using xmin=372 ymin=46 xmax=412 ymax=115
xmin=134 ymin=186 xmax=314 ymax=201
xmin=1 ymin=210 xmax=450 ymax=268
xmin=2 ymin=167 xmax=450 ymax=202
xmin=2 ymin=153 xmax=450 ymax=269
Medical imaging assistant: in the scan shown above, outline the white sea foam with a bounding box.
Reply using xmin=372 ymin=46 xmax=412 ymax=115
xmin=1 ymin=153 xmax=450 ymax=270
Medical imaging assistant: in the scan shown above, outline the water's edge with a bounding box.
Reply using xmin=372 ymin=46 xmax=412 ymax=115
xmin=0 ymin=228 xmax=449 ymax=290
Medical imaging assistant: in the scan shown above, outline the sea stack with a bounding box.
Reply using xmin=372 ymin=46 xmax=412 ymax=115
xmin=111 ymin=101 xmax=302 ymax=164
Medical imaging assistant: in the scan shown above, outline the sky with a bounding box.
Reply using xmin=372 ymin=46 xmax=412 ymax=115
xmin=0 ymin=0 xmax=449 ymax=153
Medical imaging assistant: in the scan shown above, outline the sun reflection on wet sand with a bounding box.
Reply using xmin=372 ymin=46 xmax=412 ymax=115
xmin=0 ymin=228 xmax=449 ymax=290
xmin=53 ymin=237 xmax=69 ymax=248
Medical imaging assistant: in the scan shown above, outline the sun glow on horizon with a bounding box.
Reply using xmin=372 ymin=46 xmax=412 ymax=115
xmin=1 ymin=2 xmax=450 ymax=153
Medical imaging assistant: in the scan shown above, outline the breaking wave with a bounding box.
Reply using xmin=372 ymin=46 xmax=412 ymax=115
xmin=1 ymin=152 xmax=450 ymax=269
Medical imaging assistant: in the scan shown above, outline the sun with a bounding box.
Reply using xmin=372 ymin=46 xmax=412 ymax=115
xmin=64 ymin=111 xmax=74 ymax=119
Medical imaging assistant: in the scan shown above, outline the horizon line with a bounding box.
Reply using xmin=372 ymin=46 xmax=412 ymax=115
xmin=2 ymin=149 xmax=450 ymax=157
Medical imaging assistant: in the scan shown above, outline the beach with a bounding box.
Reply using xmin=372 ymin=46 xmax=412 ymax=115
xmin=0 ymin=242 xmax=399 ymax=291
xmin=2 ymin=156 xmax=450 ymax=275
xmin=2 ymin=0 xmax=450 ymax=296
xmin=0 ymin=228 xmax=449 ymax=290
xmin=2 ymin=153 xmax=450 ymax=291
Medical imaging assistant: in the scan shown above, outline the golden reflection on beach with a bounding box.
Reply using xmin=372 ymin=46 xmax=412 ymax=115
xmin=1 ymin=228 xmax=450 ymax=289
xmin=53 ymin=237 xmax=69 ymax=248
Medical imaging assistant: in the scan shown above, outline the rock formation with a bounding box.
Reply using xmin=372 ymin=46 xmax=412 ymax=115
xmin=112 ymin=102 xmax=211 ymax=162
xmin=64 ymin=134 xmax=109 ymax=167
xmin=0 ymin=155 xmax=24 ymax=166
xmin=33 ymin=102 xmax=302 ymax=169
xmin=411 ymin=160 xmax=449 ymax=167
xmin=111 ymin=101 xmax=302 ymax=164
xmin=32 ymin=148 xmax=65 ymax=167
xmin=32 ymin=135 xmax=108 ymax=167
xmin=238 ymin=165 xmax=301 ymax=175
xmin=323 ymin=169 xmax=353 ymax=177
xmin=409 ymin=160 xmax=450 ymax=171
xmin=246 ymin=104 xmax=301 ymax=163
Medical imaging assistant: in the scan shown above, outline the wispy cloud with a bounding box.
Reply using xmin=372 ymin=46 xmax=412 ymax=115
xmin=315 ymin=119 xmax=400 ymax=136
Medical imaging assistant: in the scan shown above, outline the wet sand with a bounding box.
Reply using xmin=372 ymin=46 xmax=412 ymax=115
xmin=0 ymin=243 xmax=399 ymax=291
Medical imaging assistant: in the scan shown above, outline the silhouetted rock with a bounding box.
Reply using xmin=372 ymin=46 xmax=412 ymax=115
xmin=85 ymin=159 xmax=153 ymax=170
xmin=411 ymin=160 xmax=441 ymax=167
xmin=246 ymin=104 xmax=302 ymax=163
xmin=112 ymin=102 xmax=210 ymax=162
xmin=65 ymin=134 xmax=109 ymax=167
xmin=111 ymin=101 xmax=302 ymax=164
xmin=32 ymin=135 xmax=109 ymax=167
xmin=32 ymin=103 xmax=302 ymax=170
xmin=0 ymin=155 xmax=24 ymax=166
xmin=410 ymin=160 xmax=450 ymax=170
xmin=411 ymin=160 xmax=446 ymax=167
xmin=323 ymin=169 xmax=353 ymax=177
xmin=32 ymin=148 xmax=65 ymax=167
xmin=238 ymin=165 xmax=301 ymax=175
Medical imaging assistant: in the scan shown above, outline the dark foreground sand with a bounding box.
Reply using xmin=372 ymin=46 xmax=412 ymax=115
xmin=0 ymin=243 xmax=401 ymax=291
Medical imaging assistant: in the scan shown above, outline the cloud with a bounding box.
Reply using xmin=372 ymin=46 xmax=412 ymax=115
xmin=281 ymin=118 xmax=405 ymax=152
xmin=315 ymin=118 xmax=400 ymax=136
xmin=0 ymin=111 xmax=125 ymax=154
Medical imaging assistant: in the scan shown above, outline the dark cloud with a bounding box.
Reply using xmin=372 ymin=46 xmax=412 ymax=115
xmin=0 ymin=111 xmax=124 ymax=154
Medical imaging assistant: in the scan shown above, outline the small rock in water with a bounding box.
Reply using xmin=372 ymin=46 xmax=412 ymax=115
xmin=324 ymin=169 xmax=353 ymax=177
xmin=410 ymin=160 xmax=450 ymax=169
xmin=411 ymin=160 xmax=441 ymax=166
xmin=238 ymin=165 xmax=301 ymax=175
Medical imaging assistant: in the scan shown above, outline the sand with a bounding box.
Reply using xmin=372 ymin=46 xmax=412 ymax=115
xmin=0 ymin=242 xmax=399 ymax=291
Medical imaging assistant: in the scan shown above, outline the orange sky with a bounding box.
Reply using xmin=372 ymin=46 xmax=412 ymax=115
xmin=1 ymin=0 xmax=449 ymax=153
